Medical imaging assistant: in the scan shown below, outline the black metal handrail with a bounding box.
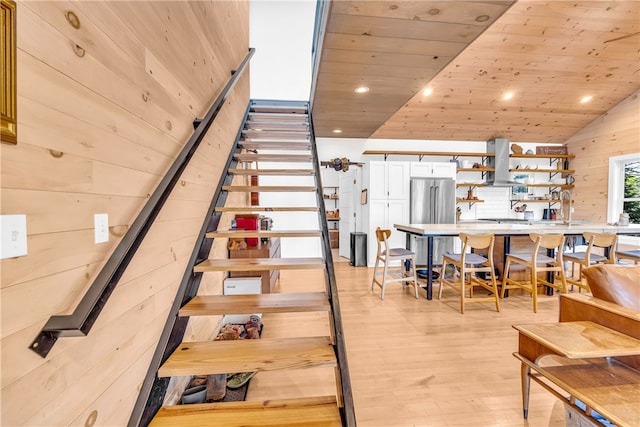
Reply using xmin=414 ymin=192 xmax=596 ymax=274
xmin=29 ymin=48 xmax=255 ymax=358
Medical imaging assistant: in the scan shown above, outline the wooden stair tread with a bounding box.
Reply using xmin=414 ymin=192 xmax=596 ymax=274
xmin=239 ymin=141 xmax=311 ymax=150
xmin=215 ymin=206 xmax=319 ymax=212
xmin=180 ymin=292 xmax=330 ymax=317
xmin=158 ymin=336 xmax=336 ymax=377
xmin=207 ymin=230 xmax=322 ymax=238
xmin=242 ymin=130 xmax=310 ymax=139
xmin=235 ymin=153 xmax=313 ymax=162
xmin=194 ymin=257 xmax=325 ymax=272
xmin=250 ymin=106 xmax=307 ymax=114
xmin=245 ymin=120 xmax=309 ymax=128
xmin=222 ymin=185 xmax=316 ymax=192
xmin=150 ymin=396 xmax=341 ymax=427
xmin=227 ymin=168 xmax=315 ymax=175
xmin=247 ymin=112 xmax=310 ymax=122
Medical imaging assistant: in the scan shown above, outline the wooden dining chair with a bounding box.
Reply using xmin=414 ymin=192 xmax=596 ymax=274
xmin=501 ymin=233 xmax=567 ymax=313
xmin=438 ymin=233 xmax=500 ymax=313
xmin=371 ymin=227 xmax=419 ymax=300
xmin=563 ymin=232 xmax=617 ymax=292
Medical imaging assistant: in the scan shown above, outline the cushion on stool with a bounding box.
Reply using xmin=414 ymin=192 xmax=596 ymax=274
xmin=389 ymin=248 xmax=415 ymax=257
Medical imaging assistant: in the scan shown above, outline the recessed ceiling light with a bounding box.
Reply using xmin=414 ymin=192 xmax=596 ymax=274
xmin=503 ymin=92 xmax=514 ymax=100
xmin=423 ymin=88 xmax=433 ymax=96
xmin=333 ymin=129 xmax=343 ymax=134
xmin=580 ymin=95 xmax=593 ymax=104
xmin=354 ymin=86 xmax=369 ymax=93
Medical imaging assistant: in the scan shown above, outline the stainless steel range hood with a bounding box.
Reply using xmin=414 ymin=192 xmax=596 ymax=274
xmin=486 ymin=138 xmax=518 ymax=186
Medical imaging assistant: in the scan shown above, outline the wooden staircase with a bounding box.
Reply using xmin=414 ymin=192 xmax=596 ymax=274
xmin=146 ymin=100 xmax=355 ymax=426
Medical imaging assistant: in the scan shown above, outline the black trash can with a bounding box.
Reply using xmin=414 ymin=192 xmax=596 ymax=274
xmin=350 ymin=232 xmax=367 ymax=267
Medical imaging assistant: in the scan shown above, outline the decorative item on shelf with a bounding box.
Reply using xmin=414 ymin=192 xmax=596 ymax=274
xmin=536 ymin=145 xmax=568 ymax=155
xmin=514 ymin=204 xmax=528 ymax=213
xmin=511 ymin=143 xmax=523 ymax=154
xmin=326 ymin=210 xmax=339 ymax=219
xmin=467 ymin=188 xmax=474 ymax=200
xmin=472 ymin=162 xmax=482 ymax=168
xmin=328 ymin=157 xmax=351 ymax=172
xmin=618 ymin=212 xmax=630 ymax=226
xmin=259 ymin=216 xmax=273 ymax=243
xmin=234 ymin=214 xmax=259 ymax=246
xmin=525 ymin=149 xmax=534 ymax=155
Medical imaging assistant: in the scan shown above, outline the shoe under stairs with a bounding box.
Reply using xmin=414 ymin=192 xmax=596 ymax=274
xmin=148 ymin=100 xmax=355 ymax=426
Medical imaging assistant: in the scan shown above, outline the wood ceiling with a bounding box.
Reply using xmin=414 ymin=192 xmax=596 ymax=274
xmin=311 ymin=1 xmax=640 ymax=143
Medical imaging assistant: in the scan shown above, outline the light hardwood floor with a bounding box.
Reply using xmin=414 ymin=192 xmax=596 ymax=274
xmin=247 ymin=257 xmax=566 ymax=426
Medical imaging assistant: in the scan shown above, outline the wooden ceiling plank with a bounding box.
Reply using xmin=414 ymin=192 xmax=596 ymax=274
xmin=323 ymin=32 xmax=467 ymax=57
xmin=321 ymin=48 xmax=453 ymax=69
xmin=329 ymin=1 xmax=513 ymax=28
xmin=314 ymin=75 xmax=427 ymax=95
xmin=327 ymin=13 xmax=486 ymax=43
xmin=313 ymin=0 xmax=639 ymax=142
xmin=318 ymin=60 xmax=441 ymax=80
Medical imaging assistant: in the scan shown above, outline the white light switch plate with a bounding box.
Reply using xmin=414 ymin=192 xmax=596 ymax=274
xmin=94 ymin=213 xmax=109 ymax=244
xmin=1 ymin=214 xmax=28 ymax=259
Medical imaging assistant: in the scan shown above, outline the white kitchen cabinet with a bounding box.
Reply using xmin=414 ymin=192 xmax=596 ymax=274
xmin=410 ymin=162 xmax=456 ymax=179
xmin=364 ymin=161 xmax=410 ymax=266
xmin=369 ymin=162 xmax=388 ymax=200
xmin=368 ymin=161 xmax=410 ymax=200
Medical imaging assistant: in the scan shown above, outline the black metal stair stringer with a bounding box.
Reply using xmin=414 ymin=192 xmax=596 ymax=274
xmin=128 ymin=103 xmax=252 ymax=427
xmin=308 ymin=105 xmax=357 ymax=427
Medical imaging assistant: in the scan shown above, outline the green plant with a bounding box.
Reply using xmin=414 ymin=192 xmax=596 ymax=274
xmin=623 ymin=162 xmax=640 ymax=224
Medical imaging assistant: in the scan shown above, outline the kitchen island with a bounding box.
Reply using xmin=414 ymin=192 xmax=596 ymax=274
xmin=395 ymin=222 xmax=640 ymax=299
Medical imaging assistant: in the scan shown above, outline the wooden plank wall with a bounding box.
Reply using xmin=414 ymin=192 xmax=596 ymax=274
xmin=566 ymin=90 xmax=640 ymax=223
xmin=0 ymin=1 xmax=249 ymax=426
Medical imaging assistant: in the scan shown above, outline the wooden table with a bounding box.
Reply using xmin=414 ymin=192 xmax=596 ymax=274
xmin=513 ymin=321 xmax=640 ymax=426
xmin=394 ymin=222 xmax=640 ymax=299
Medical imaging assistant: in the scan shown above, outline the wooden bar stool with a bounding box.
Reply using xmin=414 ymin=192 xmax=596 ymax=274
xmin=438 ymin=233 xmax=500 ymax=313
xmin=563 ymin=232 xmax=617 ymax=292
xmin=501 ymin=233 xmax=567 ymax=313
xmin=371 ymin=227 xmax=419 ymax=300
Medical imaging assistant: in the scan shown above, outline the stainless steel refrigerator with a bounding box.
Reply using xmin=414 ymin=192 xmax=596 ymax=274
xmin=409 ymin=178 xmax=456 ymax=266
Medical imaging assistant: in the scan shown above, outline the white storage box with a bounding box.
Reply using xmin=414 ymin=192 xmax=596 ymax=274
xmin=223 ymin=277 xmax=262 ymax=324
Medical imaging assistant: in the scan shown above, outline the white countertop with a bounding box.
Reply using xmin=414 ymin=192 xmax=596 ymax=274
xmin=394 ymin=222 xmax=640 ymax=236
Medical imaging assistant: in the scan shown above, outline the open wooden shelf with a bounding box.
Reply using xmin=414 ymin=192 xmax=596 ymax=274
xmin=363 ymin=150 xmax=495 ymax=157
xmin=457 ymin=167 xmax=494 ymax=172
xmin=510 ymin=168 xmax=575 ymax=174
xmin=511 ymin=153 xmax=575 ymax=159
xmin=456 ymin=183 xmax=487 ymax=187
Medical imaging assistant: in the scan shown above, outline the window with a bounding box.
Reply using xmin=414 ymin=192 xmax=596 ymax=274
xmin=609 ymin=154 xmax=640 ymax=223
xmin=609 ymin=153 xmax=640 ymax=248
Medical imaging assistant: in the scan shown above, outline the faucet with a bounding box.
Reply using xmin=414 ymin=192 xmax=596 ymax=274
xmin=560 ymin=190 xmax=572 ymax=224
